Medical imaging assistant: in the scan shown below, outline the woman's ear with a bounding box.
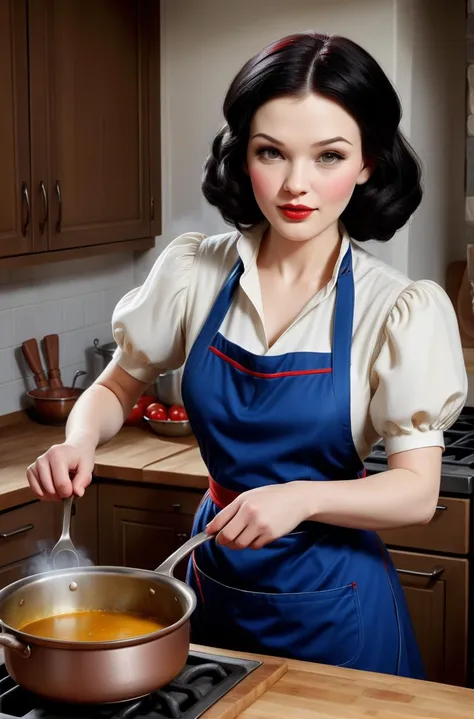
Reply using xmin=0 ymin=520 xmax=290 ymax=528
xmin=356 ymin=159 xmax=374 ymax=185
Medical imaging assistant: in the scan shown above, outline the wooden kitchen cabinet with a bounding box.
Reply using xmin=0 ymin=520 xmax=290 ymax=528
xmin=0 ymin=0 xmax=160 ymax=266
xmin=389 ymin=549 xmax=469 ymax=687
xmin=380 ymin=498 xmax=470 ymax=555
xmin=98 ymin=483 xmax=204 ymax=582
xmin=0 ymin=0 xmax=32 ymax=258
xmin=0 ymin=499 xmax=57 ymax=589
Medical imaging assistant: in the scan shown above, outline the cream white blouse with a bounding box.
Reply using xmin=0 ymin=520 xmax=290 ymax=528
xmin=111 ymin=226 xmax=468 ymax=460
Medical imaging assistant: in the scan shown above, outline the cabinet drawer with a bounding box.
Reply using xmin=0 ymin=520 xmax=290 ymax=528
xmin=380 ymin=498 xmax=469 ymax=555
xmin=0 ymin=501 xmax=57 ymax=567
xmin=98 ymin=483 xmax=205 ymax=516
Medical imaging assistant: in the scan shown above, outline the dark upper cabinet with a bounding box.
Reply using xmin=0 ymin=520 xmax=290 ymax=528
xmin=0 ymin=0 xmax=32 ymax=258
xmin=0 ymin=0 xmax=160 ymax=265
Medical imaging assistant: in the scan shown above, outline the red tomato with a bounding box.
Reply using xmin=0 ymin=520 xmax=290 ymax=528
xmin=168 ymin=405 xmax=188 ymax=421
xmin=145 ymin=402 xmax=168 ymax=421
xmin=125 ymin=403 xmax=144 ymax=425
xmin=137 ymin=393 xmax=156 ymax=409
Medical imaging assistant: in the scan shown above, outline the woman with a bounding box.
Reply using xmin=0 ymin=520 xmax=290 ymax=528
xmin=27 ymin=33 xmax=467 ymax=677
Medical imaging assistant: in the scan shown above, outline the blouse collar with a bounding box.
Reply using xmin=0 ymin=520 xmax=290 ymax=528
xmin=235 ymin=222 xmax=352 ymax=313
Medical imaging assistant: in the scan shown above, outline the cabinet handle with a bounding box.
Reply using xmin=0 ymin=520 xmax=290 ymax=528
xmin=396 ymin=566 xmax=445 ymax=579
xmin=436 ymin=504 xmax=447 ymax=512
xmin=0 ymin=524 xmax=34 ymax=539
xmin=55 ymin=180 xmax=62 ymax=232
xmin=150 ymin=196 xmax=155 ymax=222
xmin=176 ymin=533 xmax=189 ymax=544
xmin=39 ymin=181 xmax=48 ymax=234
xmin=172 ymin=503 xmax=181 ymax=512
xmin=21 ymin=182 xmax=30 ymax=236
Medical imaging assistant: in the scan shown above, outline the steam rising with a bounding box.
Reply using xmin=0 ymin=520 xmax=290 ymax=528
xmin=25 ymin=540 xmax=94 ymax=577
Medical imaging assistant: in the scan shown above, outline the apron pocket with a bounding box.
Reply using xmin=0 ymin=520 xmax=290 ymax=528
xmin=192 ymin=560 xmax=364 ymax=667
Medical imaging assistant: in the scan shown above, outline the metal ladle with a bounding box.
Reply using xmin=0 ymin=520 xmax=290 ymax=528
xmin=50 ymin=496 xmax=80 ymax=569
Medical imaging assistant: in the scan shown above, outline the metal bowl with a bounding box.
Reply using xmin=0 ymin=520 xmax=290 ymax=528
xmin=27 ymin=387 xmax=83 ymax=425
xmin=144 ymin=415 xmax=193 ymax=438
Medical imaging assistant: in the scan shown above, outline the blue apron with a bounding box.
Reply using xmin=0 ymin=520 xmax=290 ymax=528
xmin=181 ymin=244 xmax=424 ymax=678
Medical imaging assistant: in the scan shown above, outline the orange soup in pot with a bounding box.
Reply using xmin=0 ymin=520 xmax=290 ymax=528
xmin=21 ymin=610 xmax=166 ymax=642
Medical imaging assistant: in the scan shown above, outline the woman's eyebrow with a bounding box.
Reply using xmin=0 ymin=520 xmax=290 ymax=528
xmin=251 ymin=132 xmax=353 ymax=147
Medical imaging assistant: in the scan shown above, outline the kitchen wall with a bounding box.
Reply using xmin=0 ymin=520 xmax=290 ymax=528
xmin=0 ymin=0 xmax=467 ymax=416
xmin=0 ymin=255 xmax=134 ymax=414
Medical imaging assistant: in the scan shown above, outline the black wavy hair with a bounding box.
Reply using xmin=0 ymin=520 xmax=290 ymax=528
xmin=201 ymin=33 xmax=422 ymax=242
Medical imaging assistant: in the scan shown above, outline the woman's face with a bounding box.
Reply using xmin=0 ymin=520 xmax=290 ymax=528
xmin=246 ymin=92 xmax=370 ymax=242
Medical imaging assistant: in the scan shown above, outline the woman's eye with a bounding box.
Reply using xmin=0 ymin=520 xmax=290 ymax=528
xmin=257 ymin=147 xmax=282 ymax=160
xmin=318 ymin=152 xmax=344 ymax=165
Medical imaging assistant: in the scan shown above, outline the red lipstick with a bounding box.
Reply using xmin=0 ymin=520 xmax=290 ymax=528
xmin=278 ymin=204 xmax=315 ymax=221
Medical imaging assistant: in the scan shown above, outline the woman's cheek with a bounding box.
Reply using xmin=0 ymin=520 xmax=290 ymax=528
xmin=320 ymin=169 xmax=361 ymax=204
xmin=248 ymin=166 xmax=275 ymax=203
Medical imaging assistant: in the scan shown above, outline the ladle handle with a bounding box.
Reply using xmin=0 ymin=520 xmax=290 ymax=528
xmin=154 ymin=531 xmax=213 ymax=577
xmin=61 ymin=495 xmax=74 ymax=537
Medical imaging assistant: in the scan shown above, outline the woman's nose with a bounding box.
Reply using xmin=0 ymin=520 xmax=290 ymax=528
xmin=282 ymin=162 xmax=310 ymax=195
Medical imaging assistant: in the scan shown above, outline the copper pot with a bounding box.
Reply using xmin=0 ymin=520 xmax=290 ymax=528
xmin=0 ymin=532 xmax=211 ymax=704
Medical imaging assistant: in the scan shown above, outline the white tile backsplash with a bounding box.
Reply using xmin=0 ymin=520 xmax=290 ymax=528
xmin=0 ymin=252 xmax=136 ymax=416
xmin=13 ymin=306 xmax=37 ymax=346
xmin=62 ymin=297 xmax=85 ymax=332
xmin=0 ymin=310 xmax=14 ymax=350
xmin=0 ymin=348 xmax=14 ymax=385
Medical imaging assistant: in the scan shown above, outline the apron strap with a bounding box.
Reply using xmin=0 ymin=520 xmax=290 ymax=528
xmin=187 ymin=258 xmax=243 ymax=363
xmin=332 ymin=245 xmax=355 ymax=438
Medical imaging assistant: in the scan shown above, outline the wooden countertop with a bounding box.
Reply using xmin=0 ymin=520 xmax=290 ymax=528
xmin=194 ymin=645 xmax=474 ymax=719
xmin=0 ymin=413 xmax=206 ymax=511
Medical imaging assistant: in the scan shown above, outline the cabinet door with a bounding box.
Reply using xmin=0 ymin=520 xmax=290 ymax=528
xmin=0 ymin=500 xmax=57 ymax=589
xmin=0 ymin=0 xmax=32 ymax=258
xmin=98 ymin=483 xmax=204 ymax=582
xmin=29 ymin=0 xmax=152 ymax=250
xmin=389 ymin=549 xmax=468 ymax=686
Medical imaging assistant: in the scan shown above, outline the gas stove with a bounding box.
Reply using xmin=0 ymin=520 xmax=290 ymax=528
xmin=364 ymin=407 xmax=474 ymax=496
xmin=0 ymin=650 xmax=260 ymax=719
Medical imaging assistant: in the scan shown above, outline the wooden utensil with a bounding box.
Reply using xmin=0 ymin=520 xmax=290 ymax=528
xmin=21 ymin=339 xmax=49 ymax=389
xmin=43 ymin=333 xmax=63 ymax=388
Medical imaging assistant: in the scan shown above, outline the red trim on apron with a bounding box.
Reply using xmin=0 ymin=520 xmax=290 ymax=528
xmin=209 ymin=346 xmax=332 ymax=379
xmin=208 ymin=475 xmax=240 ymax=509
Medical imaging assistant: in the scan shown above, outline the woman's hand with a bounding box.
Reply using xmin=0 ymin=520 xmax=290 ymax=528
xmin=26 ymin=364 xmax=148 ymax=502
xmin=206 ymin=483 xmax=309 ymax=550
xmin=26 ymin=442 xmax=95 ymax=501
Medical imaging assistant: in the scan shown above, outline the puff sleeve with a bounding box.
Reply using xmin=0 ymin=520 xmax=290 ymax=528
xmin=369 ymin=280 xmax=468 ymax=456
xmin=111 ymin=232 xmax=205 ymax=385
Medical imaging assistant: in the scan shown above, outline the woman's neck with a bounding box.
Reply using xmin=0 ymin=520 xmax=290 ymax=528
xmin=257 ymin=222 xmax=342 ymax=287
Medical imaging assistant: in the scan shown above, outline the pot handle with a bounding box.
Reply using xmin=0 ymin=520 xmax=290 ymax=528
xmin=0 ymin=633 xmax=31 ymax=658
xmin=154 ymin=531 xmax=213 ymax=577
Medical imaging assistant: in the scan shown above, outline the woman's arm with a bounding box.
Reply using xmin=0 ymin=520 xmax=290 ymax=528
xmin=65 ymin=362 xmax=147 ymax=450
xmin=207 ymin=446 xmax=442 ymax=549
xmin=299 ymin=446 xmax=442 ymax=530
